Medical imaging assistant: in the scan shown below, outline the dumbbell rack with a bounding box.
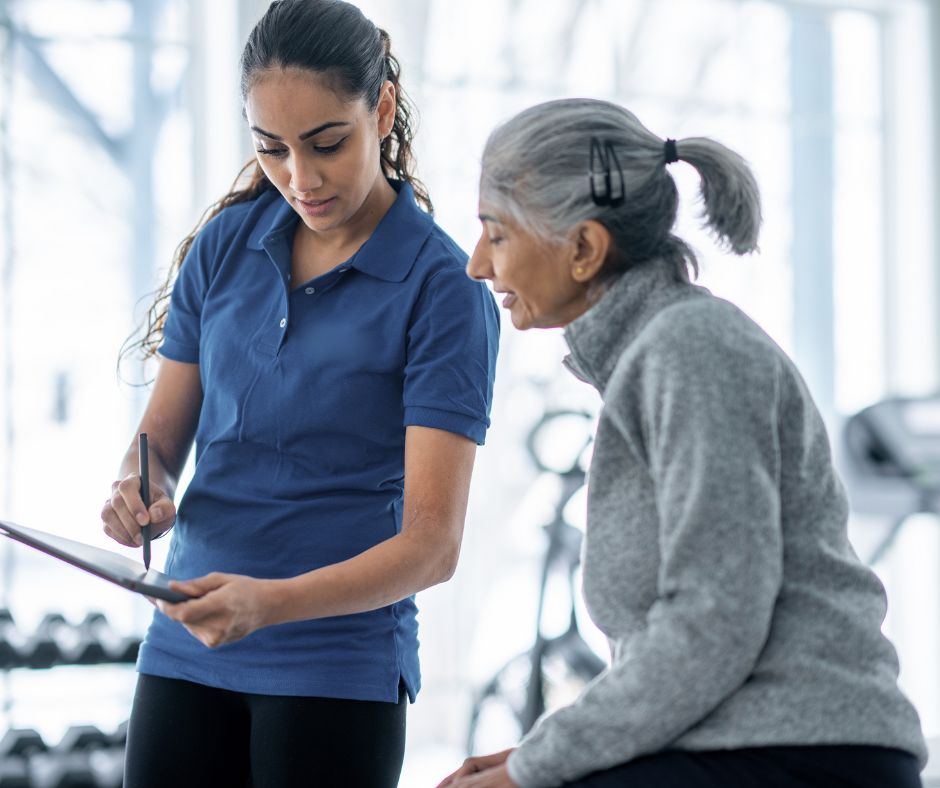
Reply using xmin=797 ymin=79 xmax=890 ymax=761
xmin=0 ymin=609 xmax=140 ymax=788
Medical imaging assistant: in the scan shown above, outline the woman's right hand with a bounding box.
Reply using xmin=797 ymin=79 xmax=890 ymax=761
xmin=436 ymin=749 xmax=515 ymax=787
xmin=101 ymin=473 xmax=176 ymax=548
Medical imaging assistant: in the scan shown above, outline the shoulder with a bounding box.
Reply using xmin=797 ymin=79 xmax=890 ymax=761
xmin=413 ymin=223 xmax=495 ymax=306
xmin=413 ymin=222 xmax=470 ymax=278
xmin=609 ymin=292 xmax=781 ymax=408
xmin=643 ymin=294 xmax=778 ymax=368
xmin=187 ymin=189 xmax=280 ymax=262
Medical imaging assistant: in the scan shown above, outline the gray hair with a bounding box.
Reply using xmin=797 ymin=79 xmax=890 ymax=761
xmin=479 ymin=98 xmax=762 ymax=282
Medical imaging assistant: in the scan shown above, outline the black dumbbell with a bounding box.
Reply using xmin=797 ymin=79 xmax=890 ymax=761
xmin=0 ymin=756 xmax=30 ymax=788
xmin=22 ymin=613 xmax=66 ymax=669
xmin=0 ymin=728 xmax=46 ymax=787
xmin=77 ymin=614 xmax=139 ymax=665
xmin=108 ymin=721 xmax=127 ymax=749
xmin=28 ymin=750 xmax=97 ymax=788
xmin=28 ymin=725 xmax=112 ymax=788
xmin=55 ymin=727 xmax=110 ymax=754
xmin=0 ymin=610 xmax=28 ymax=671
xmin=0 ymin=727 xmax=47 ymax=759
xmin=88 ymin=748 xmax=124 ymax=788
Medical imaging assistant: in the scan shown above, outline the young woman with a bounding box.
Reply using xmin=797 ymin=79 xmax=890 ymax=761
xmin=101 ymin=2 xmax=499 ymax=786
xmin=439 ymin=98 xmax=925 ymax=788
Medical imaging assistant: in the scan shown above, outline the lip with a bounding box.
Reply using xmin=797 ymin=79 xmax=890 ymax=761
xmin=296 ymin=196 xmax=337 ymax=217
xmin=501 ymin=293 xmax=517 ymax=309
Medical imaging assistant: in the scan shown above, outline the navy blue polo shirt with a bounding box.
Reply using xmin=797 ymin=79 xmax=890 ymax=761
xmin=136 ymin=182 xmax=499 ymax=702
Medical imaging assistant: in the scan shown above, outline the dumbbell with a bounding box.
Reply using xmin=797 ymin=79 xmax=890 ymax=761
xmin=77 ymin=614 xmax=140 ymax=665
xmin=0 ymin=758 xmax=30 ymax=788
xmin=21 ymin=613 xmax=66 ymax=669
xmin=28 ymin=726 xmax=110 ymax=788
xmin=0 ymin=727 xmax=47 ymax=759
xmin=0 ymin=728 xmax=47 ymax=787
xmin=108 ymin=721 xmax=127 ymax=750
xmin=0 ymin=610 xmax=29 ymax=670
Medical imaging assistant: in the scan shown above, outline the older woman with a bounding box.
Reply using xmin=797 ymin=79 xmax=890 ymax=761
xmin=439 ymin=98 xmax=926 ymax=788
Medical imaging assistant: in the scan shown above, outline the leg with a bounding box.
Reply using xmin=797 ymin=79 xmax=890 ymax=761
xmin=247 ymin=683 xmax=407 ymax=788
xmin=564 ymin=745 xmax=922 ymax=788
xmin=564 ymin=749 xmax=771 ymax=788
xmin=123 ymin=674 xmax=251 ymax=788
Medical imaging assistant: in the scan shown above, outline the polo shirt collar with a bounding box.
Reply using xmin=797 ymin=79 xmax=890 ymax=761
xmin=246 ymin=181 xmax=434 ymax=283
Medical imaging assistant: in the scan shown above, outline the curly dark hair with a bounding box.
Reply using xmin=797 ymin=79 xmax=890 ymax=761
xmin=121 ymin=0 xmax=430 ymax=367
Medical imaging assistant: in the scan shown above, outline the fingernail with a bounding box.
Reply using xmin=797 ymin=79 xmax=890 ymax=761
xmin=152 ymin=507 xmax=163 ymax=520
xmin=136 ymin=512 xmax=148 ymax=525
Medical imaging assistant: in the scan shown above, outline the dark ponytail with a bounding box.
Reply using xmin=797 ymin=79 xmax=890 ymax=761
xmin=121 ymin=0 xmax=428 ymax=369
xmin=378 ymin=30 xmax=431 ymax=212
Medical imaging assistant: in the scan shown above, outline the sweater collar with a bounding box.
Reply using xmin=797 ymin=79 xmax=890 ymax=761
xmin=563 ymin=260 xmax=701 ymax=392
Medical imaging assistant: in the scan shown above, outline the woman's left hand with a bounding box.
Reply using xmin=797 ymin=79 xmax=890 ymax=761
xmin=156 ymin=573 xmax=277 ymax=648
xmin=439 ymin=764 xmax=517 ymax=788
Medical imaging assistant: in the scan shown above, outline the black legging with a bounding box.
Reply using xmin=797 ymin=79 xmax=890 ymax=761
xmin=565 ymin=744 xmax=922 ymax=788
xmin=124 ymin=674 xmax=407 ymax=788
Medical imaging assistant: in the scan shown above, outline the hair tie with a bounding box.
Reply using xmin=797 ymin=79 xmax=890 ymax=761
xmin=664 ymin=138 xmax=679 ymax=164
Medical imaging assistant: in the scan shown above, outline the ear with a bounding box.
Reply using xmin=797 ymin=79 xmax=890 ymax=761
xmin=376 ymin=80 xmax=396 ymax=140
xmin=570 ymin=220 xmax=611 ymax=283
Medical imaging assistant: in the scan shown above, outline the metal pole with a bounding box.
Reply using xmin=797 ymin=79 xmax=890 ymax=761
xmin=931 ymin=0 xmax=940 ymax=386
xmin=789 ymin=5 xmax=836 ymax=426
xmin=0 ymin=0 xmax=16 ymax=609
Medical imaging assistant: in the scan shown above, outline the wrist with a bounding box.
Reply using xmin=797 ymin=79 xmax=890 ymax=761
xmin=262 ymin=576 xmax=304 ymax=627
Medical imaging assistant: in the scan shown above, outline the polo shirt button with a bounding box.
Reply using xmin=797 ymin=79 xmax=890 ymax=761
xmin=305 ymin=287 xmax=315 ymax=295
xmin=279 ymin=318 xmax=287 ymax=328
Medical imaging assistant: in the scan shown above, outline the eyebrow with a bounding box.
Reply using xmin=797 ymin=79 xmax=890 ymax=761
xmin=479 ymin=214 xmax=503 ymax=224
xmin=250 ymin=121 xmax=351 ymax=142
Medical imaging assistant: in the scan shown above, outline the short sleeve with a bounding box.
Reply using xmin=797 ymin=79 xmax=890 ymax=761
xmin=158 ymin=218 xmax=222 ymax=363
xmin=403 ymin=267 xmax=500 ymax=444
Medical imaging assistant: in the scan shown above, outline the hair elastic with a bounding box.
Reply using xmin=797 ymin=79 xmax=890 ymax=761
xmin=664 ymin=138 xmax=679 ymax=164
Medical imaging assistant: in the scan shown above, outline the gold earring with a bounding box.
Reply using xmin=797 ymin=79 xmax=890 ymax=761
xmin=574 ymin=266 xmax=585 ymax=276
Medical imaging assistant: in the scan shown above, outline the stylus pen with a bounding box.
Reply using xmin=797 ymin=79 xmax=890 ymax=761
xmin=139 ymin=432 xmax=151 ymax=570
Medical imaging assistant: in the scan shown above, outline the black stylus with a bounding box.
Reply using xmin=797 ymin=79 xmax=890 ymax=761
xmin=139 ymin=432 xmax=151 ymax=570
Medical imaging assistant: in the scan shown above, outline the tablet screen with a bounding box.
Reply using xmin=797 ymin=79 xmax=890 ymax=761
xmin=0 ymin=520 xmax=190 ymax=603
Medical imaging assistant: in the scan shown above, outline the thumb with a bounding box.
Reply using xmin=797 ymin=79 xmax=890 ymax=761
xmin=148 ymin=493 xmax=176 ymax=530
xmin=170 ymin=572 xmax=228 ymax=598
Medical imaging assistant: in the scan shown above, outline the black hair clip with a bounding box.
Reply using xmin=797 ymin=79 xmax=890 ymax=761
xmin=589 ymin=137 xmax=625 ymax=207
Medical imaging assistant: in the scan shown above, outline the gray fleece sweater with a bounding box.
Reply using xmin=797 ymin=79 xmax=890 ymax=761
xmin=505 ymin=260 xmax=927 ymax=787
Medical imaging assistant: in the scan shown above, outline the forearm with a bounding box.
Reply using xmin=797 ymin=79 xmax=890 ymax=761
xmin=266 ymin=526 xmax=457 ymax=625
xmin=508 ymin=585 xmax=778 ymax=787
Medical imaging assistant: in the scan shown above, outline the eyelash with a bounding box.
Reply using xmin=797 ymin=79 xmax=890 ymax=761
xmin=255 ymin=138 xmax=348 ymax=158
xmin=488 ymin=236 xmax=505 ymax=246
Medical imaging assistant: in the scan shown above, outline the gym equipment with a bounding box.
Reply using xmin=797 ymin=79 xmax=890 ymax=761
xmin=0 ymin=724 xmax=127 ymax=788
xmin=842 ymin=394 xmax=940 ymax=564
xmin=466 ymin=410 xmax=606 ymax=754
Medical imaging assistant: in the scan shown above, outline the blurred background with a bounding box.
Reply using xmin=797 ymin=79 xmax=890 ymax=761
xmin=0 ymin=0 xmax=937 ymax=785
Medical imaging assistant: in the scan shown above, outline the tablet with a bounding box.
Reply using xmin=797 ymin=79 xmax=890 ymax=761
xmin=0 ymin=520 xmax=191 ymax=603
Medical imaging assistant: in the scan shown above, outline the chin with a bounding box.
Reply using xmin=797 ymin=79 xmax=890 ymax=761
xmin=510 ymin=312 xmax=535 ymax=331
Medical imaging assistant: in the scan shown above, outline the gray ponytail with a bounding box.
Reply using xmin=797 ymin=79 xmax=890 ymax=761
xmin=479 ymin=98 xmax=762 ymax=282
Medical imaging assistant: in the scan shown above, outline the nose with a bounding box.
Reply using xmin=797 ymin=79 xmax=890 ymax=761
xmin=466 ymin=233 xmax=493 ymax=282
xmin=289 ymin=153 xmax=324 ymax=195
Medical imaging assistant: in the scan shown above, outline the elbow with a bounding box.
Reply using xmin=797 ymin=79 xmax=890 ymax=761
xmin=430 ymin=541 xmax=461 ymax=586
xmin=437 ymin=545 xmax=461 ymax=584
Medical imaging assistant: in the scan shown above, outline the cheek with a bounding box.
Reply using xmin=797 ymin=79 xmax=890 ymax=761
xmin=256 ymin=156 xmax=287 ymax=187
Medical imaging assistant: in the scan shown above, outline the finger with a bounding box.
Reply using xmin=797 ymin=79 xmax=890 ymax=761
xmin=101 ymin=500 xmax=138 ymax=547
xmin=169 ymin=573 xmax=228 ymax=597
xmin=102 ymin=519 xmax=137 ymax=548
xmin=437 ymin=765 xmax=473 ymax=786
xmin=148 ymin=494 xmax=176 ymax=533
xmin=109 ymin=485 xmax=144 ymax=545
xmin=116 ymin=474 xmax=151 ymax=531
